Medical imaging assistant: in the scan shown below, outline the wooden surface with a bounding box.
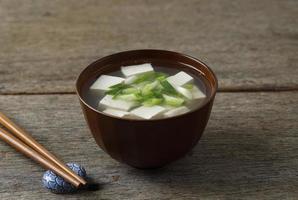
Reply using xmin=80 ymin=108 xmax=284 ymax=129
xmin=0 ymin=0 xmax=297 ymax=199
xmin=0 ymin=93 xmax=297 ymax=200
xmin=0 ymin=0 xmax=298 ymax=94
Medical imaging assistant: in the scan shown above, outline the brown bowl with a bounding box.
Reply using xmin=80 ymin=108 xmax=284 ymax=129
xmin=76 ymin=49 xmax=218 ymax=168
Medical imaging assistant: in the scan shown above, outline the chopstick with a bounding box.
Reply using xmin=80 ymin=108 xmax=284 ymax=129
xmin=0 ymin=112 xmax=87 ymax=187
xmin=0 ymin=127 xmax=81 ymax=187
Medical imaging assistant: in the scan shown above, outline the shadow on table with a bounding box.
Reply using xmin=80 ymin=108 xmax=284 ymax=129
xmin=124 ymin=126 xmax=282 ymax=197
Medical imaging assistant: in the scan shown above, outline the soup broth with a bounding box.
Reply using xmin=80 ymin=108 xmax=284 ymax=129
xmin=82 ymin=63 xmax=209 ymax=120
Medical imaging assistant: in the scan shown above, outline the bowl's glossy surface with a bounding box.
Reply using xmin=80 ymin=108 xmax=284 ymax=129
xmin=76 ymin=49 xmax=218 ymax=168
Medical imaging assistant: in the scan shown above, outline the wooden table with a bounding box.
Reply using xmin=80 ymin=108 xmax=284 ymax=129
xmin=0 ymin=0 xmax=297 ymax=199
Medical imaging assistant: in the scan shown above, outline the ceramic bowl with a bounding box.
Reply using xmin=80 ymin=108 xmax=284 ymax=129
xmin=76 ymin=49 xmax=218 ymax=168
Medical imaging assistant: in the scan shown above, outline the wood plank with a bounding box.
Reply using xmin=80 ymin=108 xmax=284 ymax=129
xmin=0 ymin=0 xmax=298 ymax=93
xmin=0 ymin=92 xmax=297 ymax=199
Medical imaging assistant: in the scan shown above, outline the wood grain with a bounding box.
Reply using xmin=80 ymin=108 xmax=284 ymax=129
xmin=0 ymin=0 xmax=298 ymax=94
xmin=0 ymin=93 xmax=297 ymax=199
xmin=1 ymin=0 xmax=297 ymax=199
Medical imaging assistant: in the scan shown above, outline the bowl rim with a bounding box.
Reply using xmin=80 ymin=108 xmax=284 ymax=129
xmin=75 ymin=49 xmax=218 ymax=121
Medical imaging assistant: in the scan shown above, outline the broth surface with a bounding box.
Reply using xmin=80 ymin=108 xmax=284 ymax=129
xmin=82 ymin=66 xmax=209 ymax=119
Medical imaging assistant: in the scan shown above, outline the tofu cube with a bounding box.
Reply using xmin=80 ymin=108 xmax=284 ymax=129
xmin=164 ymin=106 xmax=190 ymax=118
xmin=99 ymin=95 xmax=138 ymax=111
xmin=103 ymin=108 xmax=130 ymax=118
xmin=121 ymin=63 xmax=154 ymax=77
xmin=124 ymin=75 xmax=137 ymax=84
xmin=176 ymin=86 xmax=193 ymax=99
xmin=90 ymin=75 xmax=124 ymax=91
xmin=167 ymin=71 xmax=193 ymax=87
xmin=130 ymin=106 xmax=166 ymax=119
xmin=192 ymin=86 xmax=206 ymax=99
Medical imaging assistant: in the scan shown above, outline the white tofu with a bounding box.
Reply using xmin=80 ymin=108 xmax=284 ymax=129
xmin=124 ymin=75 xmax=137 ymax=84
xmin=99 ymin=95 xmax=138 ymax=111
xmin=121 ymin=63 xmax=154 ymax=77
xmin=90 ymin=75 xmax=124 ymax=91
xmin=175 ymin=86 xmax=193 ymax=99
xmin=192 ymin=86 xmax=206 ymax=99
xmin=167 ymin=71 xmax=194 ymax=87
xmin=103 ymin=108 xmax=130 ymax=118
xmin=164 ymin=106 xmax=190 ymax=118
xmin=130 ymin=106 xmax=166 ymax=119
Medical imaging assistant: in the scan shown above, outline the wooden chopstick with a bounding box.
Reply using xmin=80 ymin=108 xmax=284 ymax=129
xmin=0 ymin=112 xmax=87 ymax=186
xmin=0 ymin=127 xmax=82 ymax=187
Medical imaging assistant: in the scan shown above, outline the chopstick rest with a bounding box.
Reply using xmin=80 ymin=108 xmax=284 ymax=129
xmin=43 ymin=163 xmax=87 ymax=194
xmin=43 ymin=163 xmax=100 ymax=194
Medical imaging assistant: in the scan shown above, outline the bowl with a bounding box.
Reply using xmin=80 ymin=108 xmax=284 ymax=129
xmin=76 ymin=49 xmax=218 ymax=168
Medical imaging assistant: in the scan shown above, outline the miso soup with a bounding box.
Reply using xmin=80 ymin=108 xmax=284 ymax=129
xmin=83 ymin=63 xmax=209 ymax=120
